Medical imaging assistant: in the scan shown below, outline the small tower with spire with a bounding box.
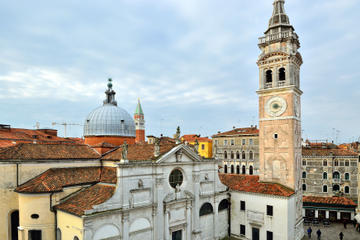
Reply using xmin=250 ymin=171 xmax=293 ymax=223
xmin=134 ymin=98 xmax=145 ymax=143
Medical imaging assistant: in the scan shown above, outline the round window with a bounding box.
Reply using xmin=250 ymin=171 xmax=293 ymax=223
xmin=31 ymin=214 xmax=39 ymax=219
xmin=169 ymin=169 xmax=183 ymax=188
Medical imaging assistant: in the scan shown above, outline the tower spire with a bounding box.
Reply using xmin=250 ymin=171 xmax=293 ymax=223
xmin=266 ymin=0 xmax=293 ymax=34
xmin=103 ymin=78 xmax=117 ymax=106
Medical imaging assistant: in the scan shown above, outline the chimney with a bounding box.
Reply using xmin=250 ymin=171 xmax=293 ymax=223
xmin=233 ymin=126 xmax=236 ymax=129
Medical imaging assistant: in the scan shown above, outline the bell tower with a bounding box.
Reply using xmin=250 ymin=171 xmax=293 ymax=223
xmin=134 ymin=98 xmax=145 ymax=143
xmin=257 ymin=0 xmax=302 ymax=191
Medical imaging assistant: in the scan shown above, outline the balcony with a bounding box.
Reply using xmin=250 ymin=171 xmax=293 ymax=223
xmin=258 ymin=31 xmax=298 ymax=45
xmin=278 ymin=81 xmax=286 ymax=87
xmin=247 ymin=210 xmax=264 ymax=225
xmin=264 ymin=82 xmax=273 ymax=89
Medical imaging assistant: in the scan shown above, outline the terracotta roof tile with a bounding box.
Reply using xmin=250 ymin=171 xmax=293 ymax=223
xmin=55 ymin=184 xmax=115 ymax=216
xmin=15 ymin=167 xmax=116 ymax=193
xmin=219 ymin=174 xmax=294 ymax=197
xmin=103 ymin=141 xmax=177 ymax=161
xmin=303 ymin=196 xmax=357 ymax=207
xmin=212 ymin=127 xmax=259 ymax=137
xmin=0 ymin=143 xmax=100 ymax=161
xmin=302 ymin=148 xmax=358 ymax=157
xmin=0 ymin=127 xmax=80 ymax=147
xmin=181 ymin=135 xmax=212 ymax=143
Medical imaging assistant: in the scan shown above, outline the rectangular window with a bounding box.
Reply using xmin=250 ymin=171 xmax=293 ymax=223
xmin=29 ymin=230 xmax=42 ymax=240
xmin=340 ymin=161 xmax=344 ymax=166
xmin=240 ymin=201 xmax=246 ymax=211
xmin=214 ymin=140 xmax=218 ymax=145
xmin=201 ymin=144 xmax=205 ymax=150
xmin=242 ymin=139 xmax=246 ymax=145
xmin=323 ymin=160 xmax=327 ymax=166
xmin=267 ymin=205 xmax=273 ymax=216
xmin=302 ymin=160 xmax=306 ymax=166
xmin=345 ymin=160 xmax=349 ymax=166
xmin=240 ymin=224 xmax=246 ymax=235
xmin=224 ymin=140 xmax=228 ymax=145
xmin=249 ymin=139 xmax=253 ymax=145
xmin=231 ymin=139 xmax=235 ymax=145
xmin=267 ymin=231 xmax=273 ymax=240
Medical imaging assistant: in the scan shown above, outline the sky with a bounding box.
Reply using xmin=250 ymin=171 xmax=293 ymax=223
xmin=0 ymin=0 xmax=360 ymax=143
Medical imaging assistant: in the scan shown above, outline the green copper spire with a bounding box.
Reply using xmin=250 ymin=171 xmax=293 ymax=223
xmin=135 ymin=98 xmax=144 ymax=115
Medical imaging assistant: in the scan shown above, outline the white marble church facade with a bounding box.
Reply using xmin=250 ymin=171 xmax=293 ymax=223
xmin=78 ymin=144 xmax=229 ymax=240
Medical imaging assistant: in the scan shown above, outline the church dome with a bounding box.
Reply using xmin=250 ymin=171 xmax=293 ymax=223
xmin=83 ymin=79 xmax=136 ymax=137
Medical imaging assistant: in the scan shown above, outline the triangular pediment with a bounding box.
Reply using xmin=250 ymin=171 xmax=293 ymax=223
xmin=156 ymin=144 xmax=202 ymax=164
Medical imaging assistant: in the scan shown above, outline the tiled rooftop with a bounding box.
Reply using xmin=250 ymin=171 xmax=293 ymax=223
xmin=219 ymin=174 xmax=294 ymax=197
xmin=55 ymin=184 xmax=115 ymax=216
xmin=0 ymin=143 xmax=101 ymax=161
xmin=102 ymin=141 xmax=177 ymax=161
xmin=15 ymin=167 xmax=116 ymax=193
xmin=303 ymin=196 xmax=357 ymax=207
xmin=212 ymin=127 xmax=259 ymax=138
xmin=302 ymin=148 xmax=358 ymax=157
xmin=181 ymin=134 xmax=212 ymax=143
xmin=0 ymin=127 xmax=80 ymax=147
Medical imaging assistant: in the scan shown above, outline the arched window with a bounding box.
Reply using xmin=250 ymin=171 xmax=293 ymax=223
xmin=236 ymin=165 xmax=240 ymax=174
xmin=249 ymin=166 xmax=253 ymax=175
xmin=333 ymin=171 xmax=340 ymax=179
xmin=345 ymin=160 xmax=349 ymax=166
xmin=323 ymin=172 xmax=327 ymax=179
xmin=236 ymin=151 xmax=240 ymax=159
xmin=224 ymin=165 xmax=228 ymax=174
xmin=231 ymin=165 xmax=234 ymax=174
xmin=302 ymin=171 xmax=306 ymax=179
xmin=333 ymin=184 xmax=340 ymax=192
xmin=323 ymin=185 xmax=327 ymax=193
xmin=345 ymin=173 xmax=350 ymax=180
xmin=218 ymin=199 xmax=229 ymax=212
xmin=200 ymin=203 xmax=213 ymax=216
xmin=242 ymin=151 xmax=246 ymax=159
xmin=74 ymin=237 xmax=79 ymax=240
xmin=57 ymin=228 xmax=62 ymax=240
xmin=231 ymin=151 xmax=234 ymax=159
xmin=344 ymin=186 xmax=350 ymax=194
xmin=279 ymin=68 xmax=286 ymax=81
xmin=242 ymin=165 xmax=246 ymax=174
xmin=334 ymin=160 xmax=339 ymax=166
xmin=266 ymin=70 xmax=273 ymax=83
xmin=249 ymin=151 xmax=253 ymax=160
xmin=224 ymin=151 xmax=227 ymax=159
xmin=302 ymin=184 xmax=306 ymax=191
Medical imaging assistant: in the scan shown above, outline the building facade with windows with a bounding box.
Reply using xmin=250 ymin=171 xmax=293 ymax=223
xmin=15 ymin=141 xmax=229 ymax=240
xmin=181 ymin=134 xmax=213 ymax=158
xmin=301 ymin=144 xmax=359 ymax=202
xmin=212 ymin=126 xmax=259 ymax=175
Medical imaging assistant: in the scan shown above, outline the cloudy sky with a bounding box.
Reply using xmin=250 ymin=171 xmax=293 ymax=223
xmin=1 ymin=0 xmax=359 ymax=143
